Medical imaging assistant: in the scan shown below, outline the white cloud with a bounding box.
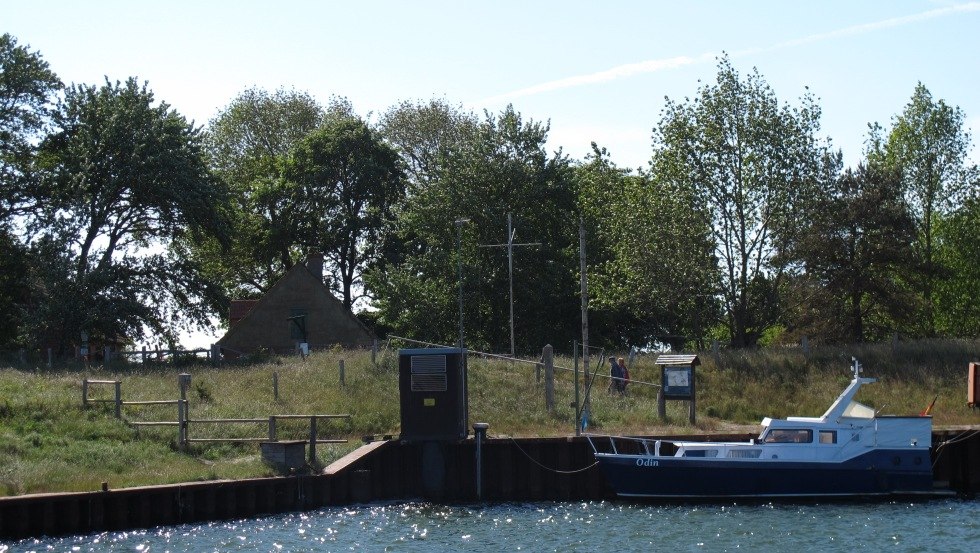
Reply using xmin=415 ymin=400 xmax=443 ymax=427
xmin=483 ymin=2 xmax=980 ymax=103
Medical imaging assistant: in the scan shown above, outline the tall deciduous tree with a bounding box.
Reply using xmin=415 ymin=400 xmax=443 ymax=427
xmin=282 ymin=115 xmax=405 ymax=310
xmin=368 ymin=106 xmax=578 ymax=353
xmin=652 ymin=55 xmax=831 ymax=347
xmin=35 ymin=78 xmax=229 ymax=351
xmin=780 ymin=164 xmax=917 ymax=343
xmin=194 ymin=88 xmax=328 ymax=297
xmin=576 ymin=145 xmax=719 ymax=349
xmin=872 ymin=83 xmax=976 ymax=335
xmin=0 ymin=33 xmax=61 ymax=224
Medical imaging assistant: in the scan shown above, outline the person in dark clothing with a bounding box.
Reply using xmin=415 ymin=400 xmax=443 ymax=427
xmin=618 ymin=357 xmax=630 ymax=395
xmin=609 ymin=356 xmax=624 ymax=395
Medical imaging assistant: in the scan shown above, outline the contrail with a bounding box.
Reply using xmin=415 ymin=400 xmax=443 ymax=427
xmin=481 ymin=1 xmax=980 ymax=104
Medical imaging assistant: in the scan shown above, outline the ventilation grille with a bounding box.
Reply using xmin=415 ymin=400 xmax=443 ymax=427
xmin=411 ymin=355 xmax=447 ymax=392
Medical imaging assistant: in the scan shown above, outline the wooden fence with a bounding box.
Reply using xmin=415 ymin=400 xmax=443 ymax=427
xmin=81 ymin=376 xmax=350 ymax=462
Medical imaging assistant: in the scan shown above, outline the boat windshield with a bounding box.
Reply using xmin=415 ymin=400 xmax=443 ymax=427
xmin=761 ymin=429 xmax=812 ymax=443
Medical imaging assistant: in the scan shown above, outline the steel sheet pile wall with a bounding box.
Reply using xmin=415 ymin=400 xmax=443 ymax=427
xmin=2 ymin=432 xmax=977 ymax=540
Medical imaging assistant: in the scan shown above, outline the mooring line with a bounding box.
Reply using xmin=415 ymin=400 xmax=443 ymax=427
xmin=931 ymin=429 xmax=980 ymax=468
xmin=507 ymin=438 xmax=599 ymax=474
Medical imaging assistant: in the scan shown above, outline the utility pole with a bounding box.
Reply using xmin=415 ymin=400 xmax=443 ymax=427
xmin=480 ymin=213 xmax=540 ymax=356
xmin=456 ymin=218 xmax=470 ymax=349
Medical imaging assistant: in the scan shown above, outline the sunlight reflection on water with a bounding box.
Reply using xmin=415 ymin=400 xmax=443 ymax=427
xmin=6 ymin=499 xmax=979 ymax=552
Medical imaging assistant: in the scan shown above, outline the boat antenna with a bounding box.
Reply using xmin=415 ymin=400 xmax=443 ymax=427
xmin=851 ymin=357 xmax=862 ymax=378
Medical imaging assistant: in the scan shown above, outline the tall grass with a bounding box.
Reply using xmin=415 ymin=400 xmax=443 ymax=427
xmin=0 ymin=339 xmax=976 ymax=496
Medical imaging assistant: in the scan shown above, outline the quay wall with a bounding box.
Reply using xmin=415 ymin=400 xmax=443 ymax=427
xmin=1 ymin=431 xmax=977 ymax=541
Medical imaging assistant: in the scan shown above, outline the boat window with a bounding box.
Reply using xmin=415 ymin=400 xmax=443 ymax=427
xmin=727 ymin=449 xmax=762 ymax=459
xmin=819 ymin=431 xmax=837 ymax=444
xmin=682 ymin=449 xmax=718 ymax=457
xmin=762 ymin=429 xmax=813 ymax=443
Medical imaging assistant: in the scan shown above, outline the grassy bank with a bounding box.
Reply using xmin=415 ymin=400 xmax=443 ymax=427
xmin=1 ymin=339 xmax=977 ymax=496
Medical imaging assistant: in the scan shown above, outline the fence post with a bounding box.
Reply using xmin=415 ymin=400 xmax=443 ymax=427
xmin=308 ymin=417 xmax=317 ymax=464
xmin=543 ymin=344 xmax=554 ymax=412
xmin=211 ymin=343 xmax=220 ymax=364
xmin=339 ymin=360 xmax=345 ymax=387
xmin=269 ymin=416 xmax=277 ymax=441
xmin=82 ymin=378 xmax=89 ymax=407
xmin=141 ymin=346 xmax=147 ymax=364
xmin=113 ymin=381 xmax=121 ymax=418
xmin=178 ymin=373 xmax=191 ymax=450
xmin=273 ymin=371 xmax=279 ymax=400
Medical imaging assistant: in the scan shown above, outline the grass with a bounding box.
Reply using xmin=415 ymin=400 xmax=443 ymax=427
xmin=0 ymin=339 xmax=977 ymax=496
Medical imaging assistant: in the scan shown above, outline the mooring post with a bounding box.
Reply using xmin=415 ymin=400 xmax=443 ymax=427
xmin=574 ymin=340 xmax=580 ymax=436
xmin=308 ymin=417 xmax=317 ymax=464
xmin=113 ymin=381 xmax=121 ymax=418
xmin=543 ymin=345 xmax=554 ymax=412
xmin=473 ymin=422 xmax=489 ymax=500
xmin=339 ymin=360 xmax=345 ymax=387
xmin=273 ymin=371 xmax=279 ymax=400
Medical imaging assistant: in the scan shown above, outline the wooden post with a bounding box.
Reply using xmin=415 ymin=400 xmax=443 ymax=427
xmin=308 ymin=417 xmax=317 ymax=463
xmin=141 ymin=346 xmax=147 ymax=364
xmin=273 ymin=371 xmax=279 ymax=400
xmin=113 ymin=381 xmax=121 ymax=418
xmin=574 ymin=340 xmax=580 ymax=436
xmin=269 ymin=416 xmax=277 ymax=441
xmin=178 ymin=373 xmax=191 ymax=450
xmin=82 ymin=378 xmax=89 ymax=407
xmin=339 ymin=360 xmax=345 ymax=387
xmin=544 ymin=344 xmax=554 ymax=412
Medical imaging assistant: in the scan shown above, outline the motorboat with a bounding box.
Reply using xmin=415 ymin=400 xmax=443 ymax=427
xmin=587 ymin=359 xmax=936 ymax=498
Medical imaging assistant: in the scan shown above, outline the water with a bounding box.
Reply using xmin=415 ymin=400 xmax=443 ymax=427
xmin=3 ymin=499 xmax=978 ymax=552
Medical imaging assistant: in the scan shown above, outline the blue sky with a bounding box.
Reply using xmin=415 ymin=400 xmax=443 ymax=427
xmin=8 ymin=0 xmax=980 ymax=170
xmin=6 ymin=0 xmax=980 ymax=346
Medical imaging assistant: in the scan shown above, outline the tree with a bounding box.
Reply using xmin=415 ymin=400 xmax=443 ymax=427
xmin=576 ymin=144 xmax=719 ymax=349
xmin=367 ymin=106 xmax=579 ymax=353
xmin=651 ymin=55 xmax=832 ymax=347
xmin=0 ymin=33 xmax=61 ymax=225
xmin=872 ymin=83 xmax=976 ymax=335
xmin=281 ymin=115 xmax=405 ymax=310
xmin=780 ymin=164 xmax=917 ymax=343
xmin=378 ymin=98 xmax=479 ymax=188
xmin=35 ymin=78 xmax=230 ymax=351
xmin=933 ymin=195 xmax=980 ymax=337
xmin=194 ymin=88 xmax=328 ymax=298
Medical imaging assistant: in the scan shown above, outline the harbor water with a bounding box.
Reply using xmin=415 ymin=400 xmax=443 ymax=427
xmin=3 ymin=499 xmax=977 ymax=552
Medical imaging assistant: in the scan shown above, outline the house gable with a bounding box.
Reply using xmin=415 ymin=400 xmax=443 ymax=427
xmin=217 ymin=264 xmax=374 ymax=355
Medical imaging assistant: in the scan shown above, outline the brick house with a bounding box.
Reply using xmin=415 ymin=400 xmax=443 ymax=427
xmin=216 ymin=257 xmax=375 ymax=357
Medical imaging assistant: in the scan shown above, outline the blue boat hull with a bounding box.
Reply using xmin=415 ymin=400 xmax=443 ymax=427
xmin=595 ymin=449 xmax=933 ymax=498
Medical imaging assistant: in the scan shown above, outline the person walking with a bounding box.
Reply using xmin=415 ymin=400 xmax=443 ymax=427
xmin=608 ymin=356 xmax=623 ymax=395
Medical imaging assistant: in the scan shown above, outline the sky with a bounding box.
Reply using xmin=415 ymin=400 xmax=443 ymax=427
xmin=6 ymin=0 xmax=980 ymax=346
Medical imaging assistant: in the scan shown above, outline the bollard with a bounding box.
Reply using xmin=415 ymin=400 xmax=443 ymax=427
xmin=473 ymin=423 xmax=489 ymax=500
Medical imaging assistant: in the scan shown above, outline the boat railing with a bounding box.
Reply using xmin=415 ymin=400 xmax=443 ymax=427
xmin=584 ymin=433 xmax=670 ymax=457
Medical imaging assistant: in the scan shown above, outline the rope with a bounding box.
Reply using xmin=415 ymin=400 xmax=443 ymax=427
xmin=507 ymin=438 xmax=599 ymax=474
xmin=931 ymin=429 xmax=980 ymax=468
